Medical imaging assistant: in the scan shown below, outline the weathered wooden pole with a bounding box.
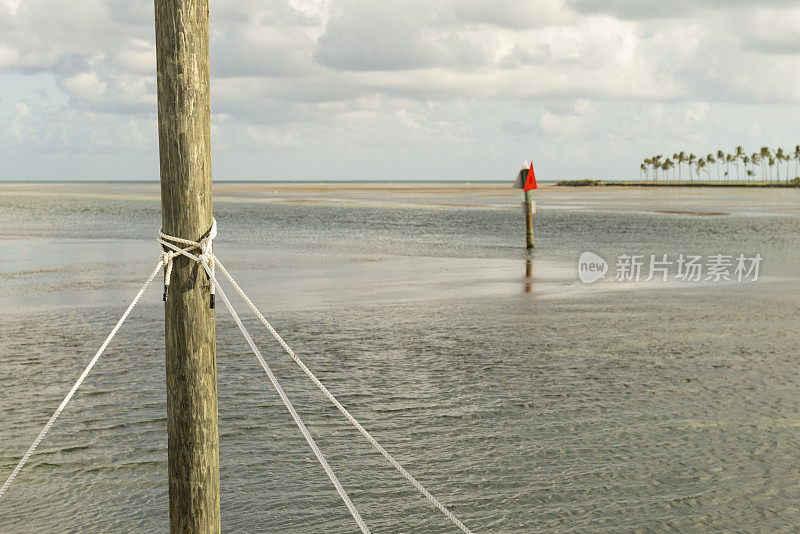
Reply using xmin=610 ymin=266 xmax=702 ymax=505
xmin=154 ymin=0 xmax=220 ymax=532
xmin=514 ymin=162 xmax=536 ymax=249
xmin=524 ymin=188 xmax=534 ymax=249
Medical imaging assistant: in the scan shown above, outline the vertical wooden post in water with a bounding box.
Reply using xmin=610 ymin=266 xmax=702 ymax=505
xmin=524 ymin=189 xmax=534 ymax=249
xmin=154 ymin=0 xmax=220 ymax=532
xmin=514 ymin=164 xmax=535 ymax=249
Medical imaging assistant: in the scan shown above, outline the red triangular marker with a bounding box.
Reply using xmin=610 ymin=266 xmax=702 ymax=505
xmin=524 ymin=162 xmax=537 ymax=190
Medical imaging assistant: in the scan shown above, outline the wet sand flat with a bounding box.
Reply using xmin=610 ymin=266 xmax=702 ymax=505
xmin=0 ymin=182 xmax=799 ymax=532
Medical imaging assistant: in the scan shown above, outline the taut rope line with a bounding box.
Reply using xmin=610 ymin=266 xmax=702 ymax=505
xmin=213 ymin=258 xmax=474 ymax=534
xmin=160 ymin=220 xmax=472 ymax=534
xmin=159 ymin=221 xmax=370 ymax=533
xmin=0 ymin=260 xmax=164 ymax=499
xmin=2 ymin=218 xmax=473 ymax=534
xmin=206 ymin=268 xmax=371 ymax=534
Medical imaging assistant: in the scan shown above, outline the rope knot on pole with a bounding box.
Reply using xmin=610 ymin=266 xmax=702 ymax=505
xmin=159 ymin=250 xmax=177 ymax=301
xmin=2 ymin=216 xmax=474 ymax=534
xmin=158 ymin=218 xmax=217 ymax=308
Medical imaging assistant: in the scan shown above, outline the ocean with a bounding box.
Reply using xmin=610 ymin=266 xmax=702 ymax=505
xmin=1 ymin=182 xmax=799 ymax=532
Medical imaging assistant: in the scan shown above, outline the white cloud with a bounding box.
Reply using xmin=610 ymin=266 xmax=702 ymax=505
xmin=13 ymin=101 xmax=29 ymax=116
xmin=0 ymin=43 xmax=18 ymax=68
xmin=0 ymin=0 xmax=21 ymax=16
xmin=3 ymin=0 xmax=800 ymax=180
xmin=114 ymin=39 xmax=156 ymax=73
xmin=63 ymin=72 xmax=107 ymax=102
xmin=435 ymin=0 xmax=574 ymax=29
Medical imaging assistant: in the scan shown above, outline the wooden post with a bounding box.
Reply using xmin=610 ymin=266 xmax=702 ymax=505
xmin=154 ymin=0 xmax=220 ymax=532
xmin=524 ymin=189 xmax=534 ymax=249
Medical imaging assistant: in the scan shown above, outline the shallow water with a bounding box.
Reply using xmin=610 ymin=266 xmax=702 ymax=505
xmin=0 ymin=183 xmax=799 ymax=532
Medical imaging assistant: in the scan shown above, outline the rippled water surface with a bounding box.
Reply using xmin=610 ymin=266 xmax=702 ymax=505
xmin=0 ymin=183 xmax=799 ymax=533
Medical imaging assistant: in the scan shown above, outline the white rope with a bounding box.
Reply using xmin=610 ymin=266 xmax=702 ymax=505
xmin=161 ymin=220 xmax=472 ymax=533
xmin=162 ymin=220 xmax=472 ymax=532
xmin=0 ymin=260 xmax=164 ymax=499
xmin=159 ymin=221 xmax=371 ymax=534
xmin=2 ymin=217 xmax=473 ymax=534
xmin=158 ymin=218 xmax=216 ymax=307
xmin=213 ymin=258 xmax=474 ymax=534
xmin=207 ymin=269 xmax=371 ymax=534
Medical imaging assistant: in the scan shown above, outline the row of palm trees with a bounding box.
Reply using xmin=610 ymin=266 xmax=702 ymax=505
xmin=640 ymin=146 xmax=800 ymax=183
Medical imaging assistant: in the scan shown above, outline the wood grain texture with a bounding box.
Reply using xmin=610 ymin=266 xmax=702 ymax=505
xmin=154 ymin=0 xmax=220 ymax=532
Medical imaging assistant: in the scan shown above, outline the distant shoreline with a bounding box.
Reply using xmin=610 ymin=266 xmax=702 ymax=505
xmin=0 ymin=179 xmax=537 ymax=185
xmin=557 ymin=179 xmax=800 ymax=188
xmin=4 ymin=179 xmax=799 ymax=190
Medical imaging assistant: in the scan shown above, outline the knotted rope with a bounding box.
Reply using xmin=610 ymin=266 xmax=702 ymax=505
xmin=2 ymin=218 xmax=473 ymax=534
xmin=158 ymin=217 xmax=217 ymax=308
xmin=158 ymin=218 xmax=370 ymax=533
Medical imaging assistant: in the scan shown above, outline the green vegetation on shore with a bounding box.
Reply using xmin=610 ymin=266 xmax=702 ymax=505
xmin=557 ymin=180 xmax=800 ymax=187
xmin=641 ymin=146 xmax=800 ymax=184
xmin=556 ymin=179 xmax=602 ymax=186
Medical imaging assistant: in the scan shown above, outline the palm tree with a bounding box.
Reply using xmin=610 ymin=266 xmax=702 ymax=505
xmin=794 ymin=145 xmax=800 ymax=179
xmin=677 ymin=151 xmax=687 ymax=181
xmin=652 ymin=155 xmax=663 ymax=182
xmin=640 ymin=146 xmax=800 ymax=184
xmin=761 ymin=147 xmax=772 ymax=181
xmin=735 ymin=146 xmax=744 ymax=180
xmin=784 ymin=150 xmax=791 ymax=182
xmin=672 ymin=153 xmax=678 ymax=173
xmin=706 ymin=154 xmax=716 ymax=181
xmin=782 ymin=149 xmax=790 ymax=182
xmin=775 ymin=148 xmax=786 ymax=182
xmin=725 ymin=154 xmax=734 ymax=180
xmin=742 ymin=155 xmax=751 ymax=182
xmin=752 ymin=153 xmax=762 ymax=182
xmin=698 ymin=158 xmax=708 ymax=180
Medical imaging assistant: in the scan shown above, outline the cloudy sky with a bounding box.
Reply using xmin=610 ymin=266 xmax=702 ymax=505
xmin=2 ymin=0 xmax=800 ymax=181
